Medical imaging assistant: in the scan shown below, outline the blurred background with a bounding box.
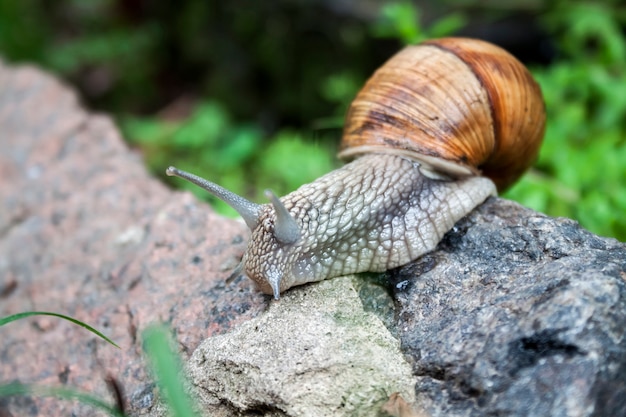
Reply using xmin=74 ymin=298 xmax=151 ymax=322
xmin=1 ymin=0 xmax=624 ymax=241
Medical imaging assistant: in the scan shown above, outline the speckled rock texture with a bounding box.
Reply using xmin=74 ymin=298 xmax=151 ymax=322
xmin=0 ymin=61 xmax=266 ymax=416
xmin=1 ymin=61 xmax=626 ymax=417
xmin=388 ymin=200 xmax=626 ymax=417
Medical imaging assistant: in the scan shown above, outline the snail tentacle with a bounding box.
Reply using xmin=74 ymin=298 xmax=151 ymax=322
xmin=166 ymin=166 xmax=262 ymax=230
xmin=265 ymin=189 xmax=300 ymax=244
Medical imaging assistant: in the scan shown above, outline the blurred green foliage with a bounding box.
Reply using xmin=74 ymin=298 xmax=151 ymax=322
xmin=372 ymin=2 xmax=467 ymax=44
xmin=122 ymin=103 xmax=335 ymax=216
xmin=505 ymin=1 xmax=626 ymax=239
xmin=0 ymin=0 xmax=624 ymax=240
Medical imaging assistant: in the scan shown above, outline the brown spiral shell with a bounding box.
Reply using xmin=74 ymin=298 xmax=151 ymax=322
xmin=339 ymin=37 xmax=546 ymax=192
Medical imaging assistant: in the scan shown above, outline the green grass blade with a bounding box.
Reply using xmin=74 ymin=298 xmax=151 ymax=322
xmin=0 ymin=382 xmax=125 ymax=417
xmin=142 ymin=324 xmax=199 ymax=417
xmin=0 ymin=311 xmax=120 ymax=348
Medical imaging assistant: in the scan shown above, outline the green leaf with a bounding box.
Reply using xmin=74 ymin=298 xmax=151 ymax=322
xmin=321 ymin=71 xmax=362 ymax=105
xmin=214 ymin=125 xmax=263 ymax=171
xmin=0 ymin=311 xmax=120 ymax=348
xmin=372 ymin=2 xmax=423 ymax=44
xmin=0 ymin=382 xmax=125 ymax=417
xmin=428 ymin=13 xmax=467 ymax=38
xmin=142 ymin=324 xmax=199 ymax=417
xmin=173 ymin=101 xmax=230 ymax=148
xmin=257 ymin=131 xmax=337 ymax=195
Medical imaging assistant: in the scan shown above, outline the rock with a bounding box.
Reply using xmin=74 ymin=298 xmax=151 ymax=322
xmin=0 ymin=61 xmax=266 ymax=416
xmin=176 ymin=198 xmax=626 ymax=417
xmin=187 ymin=276 xmax=415 ymax=417
xmin=381 ymin=392 xmax=431 ymax=417
xmin=1 ymin=60 xmax=626 ymax=417
xmin=388 ymin=200 xmax=626 ymax=417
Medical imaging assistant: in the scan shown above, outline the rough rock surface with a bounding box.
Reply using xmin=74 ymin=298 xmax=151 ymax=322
xmin=1 ymin=60 xmax=626 ymax=417
xmin=0 ymin=60 xmax=266 ymax=416
xmin=389 ymin=200 xmax=626 ymax=417
xmin=187 ymin=276 xmax=415 ymax=417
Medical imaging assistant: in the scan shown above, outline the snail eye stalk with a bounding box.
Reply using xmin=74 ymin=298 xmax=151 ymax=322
xmin=166 ymin=166 xmax=262 ymax=230
xmin=265 ymin=190 xmax=300 ymax=245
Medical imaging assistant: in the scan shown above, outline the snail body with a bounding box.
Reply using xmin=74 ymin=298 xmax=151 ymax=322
xmin=167 ymin=37 xmax=545 ymax=299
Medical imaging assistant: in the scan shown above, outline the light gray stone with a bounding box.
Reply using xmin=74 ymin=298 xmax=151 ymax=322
xmin=187 ymin=276 xmax=416 ymax=417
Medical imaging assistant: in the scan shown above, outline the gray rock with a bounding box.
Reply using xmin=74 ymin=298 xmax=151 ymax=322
xmin=388 ymin=199 xmax=626 ymax=417
xmin=187 ymin=276 xmax=416 ymax=417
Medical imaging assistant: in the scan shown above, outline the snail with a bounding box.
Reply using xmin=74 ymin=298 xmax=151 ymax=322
xmin=166 ymin=37 xmax=545 ymax=299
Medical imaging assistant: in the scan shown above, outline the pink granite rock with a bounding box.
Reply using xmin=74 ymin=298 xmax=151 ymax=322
xmin=0 ymin=60 xmax=269 ymax=416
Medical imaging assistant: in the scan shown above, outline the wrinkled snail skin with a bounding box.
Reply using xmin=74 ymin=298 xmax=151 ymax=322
xmin=241 ymin=154 xmax=496 ymax=298
xmin=166 ymin=37 xmax=546 ymax=299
